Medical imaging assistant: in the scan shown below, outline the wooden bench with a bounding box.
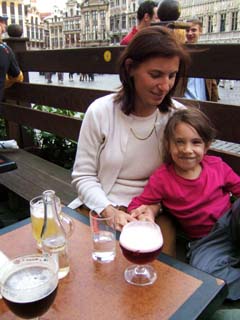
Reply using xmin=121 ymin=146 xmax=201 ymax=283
xmin=0 ymin=39 xmax=239 ymax=208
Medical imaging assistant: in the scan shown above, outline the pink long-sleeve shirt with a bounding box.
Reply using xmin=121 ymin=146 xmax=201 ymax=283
xmin=128 ymin=156 xmax=240 ymax=239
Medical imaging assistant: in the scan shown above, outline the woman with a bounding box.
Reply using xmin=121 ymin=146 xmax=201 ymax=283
xmin=71 ymin=26 xmax=190 ymax=255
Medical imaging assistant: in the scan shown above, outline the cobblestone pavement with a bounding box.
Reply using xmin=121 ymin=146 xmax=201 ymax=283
xmin=218 ymin=80 xmax=240 ymax=106
xmin=29 ymin=73 xmax=240 ymax=106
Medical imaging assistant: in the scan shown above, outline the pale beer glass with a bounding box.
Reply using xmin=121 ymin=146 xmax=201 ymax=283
xmin=119 ymin=221 xmax=163 ymax=286
xmin=30 ymin=192 xmax=74 ymax=250
xmin=0 ymin=254 xmax=58 ymax=319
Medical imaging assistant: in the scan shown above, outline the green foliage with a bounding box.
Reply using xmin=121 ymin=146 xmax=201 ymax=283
xmin=1 ymin=105 xmax=82 ymax=169
xmin=37 ymin=132 xmax=77 ymax=169
xmin=29 ymin=105 xmax=81 ymax=169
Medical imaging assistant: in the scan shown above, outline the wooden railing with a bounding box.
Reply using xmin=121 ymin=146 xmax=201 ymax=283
xmin=1 ymin=37 xmax=240 ymax=175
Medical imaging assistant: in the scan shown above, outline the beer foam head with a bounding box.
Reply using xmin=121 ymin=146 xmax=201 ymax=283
xmin=2 ymin=266 xmax=57 ymax=303
xmin=120 ymin=221 xmax=163 ymax=252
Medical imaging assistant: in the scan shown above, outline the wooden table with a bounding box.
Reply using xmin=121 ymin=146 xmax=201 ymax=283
xmin=0 ymin=207 xmax=228 ymax=320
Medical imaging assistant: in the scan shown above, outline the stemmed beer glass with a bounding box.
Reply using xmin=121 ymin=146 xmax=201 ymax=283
xmin=119 ymin=221 xmax=163 ymax=286
xmin=0 ymin=254 xmax=58 ymax=319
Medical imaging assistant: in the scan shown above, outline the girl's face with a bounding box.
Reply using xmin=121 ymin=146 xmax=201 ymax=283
xmin=129 ymin=56 xmax=179 ymax=116
xmin=169 ymin=122 xmax=208 ymax=178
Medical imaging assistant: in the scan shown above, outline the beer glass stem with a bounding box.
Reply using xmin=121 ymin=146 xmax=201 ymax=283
xmin=124 ymin=264 xmax=157 ymax=286
xmin=135 ymin=265 xmax=147 ymax=275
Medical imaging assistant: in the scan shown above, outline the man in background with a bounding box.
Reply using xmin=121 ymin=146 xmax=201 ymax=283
xmin=120 ymin=1 xmax=159 ymax=45
xmin=174 ymin=18 xmax=219 ymax=102
xmin=0 ymin=15 xmax=23 ymax=102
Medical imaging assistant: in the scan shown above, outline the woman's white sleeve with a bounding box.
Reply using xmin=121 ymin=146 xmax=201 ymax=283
xmin=71 ymin=103 xmax=112 ymax=210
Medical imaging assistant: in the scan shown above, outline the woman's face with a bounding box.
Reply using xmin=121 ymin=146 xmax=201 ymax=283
xmin=129 ymin=56 xmax=180 ymax=116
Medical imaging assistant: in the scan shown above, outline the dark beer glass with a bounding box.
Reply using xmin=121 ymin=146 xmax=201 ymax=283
xmin=120 ymin=221 xmax=163 ymax=286
xmin=0 ymin=254 xmax=58 ymax=319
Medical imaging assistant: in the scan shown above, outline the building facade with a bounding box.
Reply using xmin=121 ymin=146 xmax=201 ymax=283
xmin=25 ymin=0 xmax=45 ymax=49
xmin=1 ymin=0 xmax=240 ymax=48
xmin=80 ymin=0 xmax=110 ymax=47
xmin=181 ymin=0 xmax=240 ymax=43
xmin=0 ymin=0 xmax=25 ymax=27
xmin=63 ymin=0 xmax=81 ymax=48
xmin=43 ymin=7 xmax=64 ymax=49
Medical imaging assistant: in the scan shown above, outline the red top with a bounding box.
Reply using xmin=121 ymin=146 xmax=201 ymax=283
xmin=128 ymin=156 xmax=240 ymax=239
xmin=120 ymin=26 xmax=138 ymax=45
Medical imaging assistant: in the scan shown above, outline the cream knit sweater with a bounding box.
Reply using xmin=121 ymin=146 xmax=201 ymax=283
xmin=70 ymin=93 xmax=184 ymax=211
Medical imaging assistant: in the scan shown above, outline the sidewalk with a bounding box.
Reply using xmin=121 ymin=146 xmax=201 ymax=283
xmin=29 ymin=72 xmax=121 ymax=92
xmin=218 ymin=80 xmax=240 ymax=106
xmin=29 ymin=73 xmax=240 ymax=106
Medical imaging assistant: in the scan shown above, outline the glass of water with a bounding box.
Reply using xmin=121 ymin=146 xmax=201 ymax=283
xmin=89 ymin=208 xmax=116 ymax=263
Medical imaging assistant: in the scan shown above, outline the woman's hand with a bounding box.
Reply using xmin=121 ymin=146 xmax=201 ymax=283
xmin=130 ymin=204 xmax=160 ymax=223
xmin=102 ymin=205 xmax=136 ymax=231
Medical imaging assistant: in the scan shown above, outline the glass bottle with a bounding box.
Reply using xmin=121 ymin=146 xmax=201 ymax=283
xmin=41 ymin=190 xmax=70 ymax=279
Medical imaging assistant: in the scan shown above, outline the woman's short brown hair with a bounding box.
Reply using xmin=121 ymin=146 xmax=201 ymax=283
xmin=115 ymin=26 xmax=190 ymax=115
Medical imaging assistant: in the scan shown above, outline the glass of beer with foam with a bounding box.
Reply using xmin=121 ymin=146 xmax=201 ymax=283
xmin=119 ymin=220 xmax=163 ymax=286
xmin=0 ymin=254 xmax=58 ymax=319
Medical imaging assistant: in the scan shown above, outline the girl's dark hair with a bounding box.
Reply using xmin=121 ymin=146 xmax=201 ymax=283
xmin=114 ymin=26 xmax=190 ymax=115
xmin=163 ymin=107 xmax=216 ymax=163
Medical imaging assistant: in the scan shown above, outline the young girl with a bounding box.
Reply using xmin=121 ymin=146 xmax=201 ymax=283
xmin=128 ymin=108 xmax=240 ymax=300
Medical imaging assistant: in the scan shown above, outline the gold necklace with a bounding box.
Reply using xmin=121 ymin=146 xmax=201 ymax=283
xmin=130 ymin=113 xmax=158 ymax=141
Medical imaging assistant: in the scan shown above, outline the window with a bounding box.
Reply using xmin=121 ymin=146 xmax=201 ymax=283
xmin=122 ymin=14 xmax=126 ymax=29
xmin=208 ymin=15 xmax=213 ymax=33
xmin=100 ymin=10 xmax=105 ymax=27
xmin=231 ymin=11 xmax=238 ymax=31
xmin=92 ymin=11 xmax=97 ymax=26
xmin=2 ymin=2 xmax=7 ymax=15
xmin=18 ymin=4 xmax=22 ymax=16
xmin=85 ymin=12 xmax=90 ymax=27
xmin=116 ymin=15 xmax=120 ymax=30
xmin=220 ymin=13 xmax=226 ymax=32
xmin=110 ymin=16 xmax=114 ymax=31
xmin=10 ymin=2 xmax=15 ymax=24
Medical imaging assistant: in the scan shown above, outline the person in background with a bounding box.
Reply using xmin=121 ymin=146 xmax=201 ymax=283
xmin=69 ymin=72 xmax=74 ymax=82
xmin=174 ymin=18 xmax=219 ymax=102
xmin=0 ymin=15 xmax=23 ymax=102
xmin=128 ymin=108 xmax=240 ymax=301
xmin=57 ymin=72 xmax=64 ymax=84
xmin=120 ymin=0 xmax=159 ymax=45
xmin=71 ymin=26 xmax=190 ymax=256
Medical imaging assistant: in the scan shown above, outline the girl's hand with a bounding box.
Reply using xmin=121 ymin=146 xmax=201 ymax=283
xmin=130 ymin=204 xmax=160 ymax=223
xmin=102 ymin=205 xmax=136 ymax=231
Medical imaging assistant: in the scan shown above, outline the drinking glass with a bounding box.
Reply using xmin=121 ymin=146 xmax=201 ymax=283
xmin=30 ymin=194 xmax=74 ymax=250
xmin=89 ymin=208 xmax=116 ymax=263
xmin=0 ymin=254 xmax=58 ymax=319
xmin=119 ymin=221 xmax=163 ymax=286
